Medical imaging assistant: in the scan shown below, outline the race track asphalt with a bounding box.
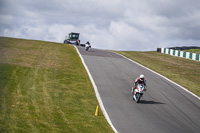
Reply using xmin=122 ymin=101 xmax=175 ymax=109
xmin=77 ymin=46 xmax=200 ymax=133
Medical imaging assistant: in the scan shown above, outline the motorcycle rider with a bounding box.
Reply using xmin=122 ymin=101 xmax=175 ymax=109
xmin=86 ymin=41 xmax=90 ymax=46
xmin=132 ymin=74 xmax=147 ymax=94
xmin=85 ymin=41 xmax=91 ymax=51
xmin=76 ymin=39 xmax=80 ymax=45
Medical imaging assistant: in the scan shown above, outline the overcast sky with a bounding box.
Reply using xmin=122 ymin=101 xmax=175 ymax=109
xmin=0 ymin=0 xmax=200 ymax=51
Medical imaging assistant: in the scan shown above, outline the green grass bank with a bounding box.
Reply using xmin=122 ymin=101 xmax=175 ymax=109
xmin=0 ymin=37 xmax=113 ymax=133
xmin=115 ymin=51 xmax=200 ymax=97
xmin=184 ymin=49 xmax=200 ymax=54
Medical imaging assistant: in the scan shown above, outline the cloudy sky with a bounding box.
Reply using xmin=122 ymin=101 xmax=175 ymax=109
xmin=0 ymin=0 xmax=200 ymax=51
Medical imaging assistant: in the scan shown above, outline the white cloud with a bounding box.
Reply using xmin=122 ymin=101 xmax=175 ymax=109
xmin=0 ymin=0 xmax=200 ymax=51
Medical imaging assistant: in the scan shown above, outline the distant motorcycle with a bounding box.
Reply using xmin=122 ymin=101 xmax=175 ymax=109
xmin=85 ymin=41 xmax=91 ymax=51
xmin=132 ymin=83 xmax=145 ymax=103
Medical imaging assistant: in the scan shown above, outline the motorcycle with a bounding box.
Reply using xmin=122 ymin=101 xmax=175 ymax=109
xmin=85 ymin=41 xmax=91 ymax=51
xmin=132 ymin=83 xmax=145 ymax=103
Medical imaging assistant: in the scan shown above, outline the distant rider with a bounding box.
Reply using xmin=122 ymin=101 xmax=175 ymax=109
xmin=132 ymin=74 xmax=147 ymax=94
xmin=76 ymin=39 xmax=80 ymax=45
xmin=86 ymin=41 xmax=90 ymax=46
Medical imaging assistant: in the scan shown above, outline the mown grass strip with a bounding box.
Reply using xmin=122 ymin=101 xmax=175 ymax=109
xmin=115 ymin=51 xmax=200 ymax=97
xmin=0 ymin=37 xmax=113 ymax=133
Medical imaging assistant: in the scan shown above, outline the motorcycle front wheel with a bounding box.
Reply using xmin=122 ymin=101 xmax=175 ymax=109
xmin=135 ymin=93 xmax=141 ymax=103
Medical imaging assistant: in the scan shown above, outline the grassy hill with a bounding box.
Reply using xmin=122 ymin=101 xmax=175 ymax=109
xmin=0 ymin=37 xmax=113 ymax=133
xmin=1 ymin=37 xmax=199 ymax=132
xmin=115 ymin=51 xmax=200 ymax=97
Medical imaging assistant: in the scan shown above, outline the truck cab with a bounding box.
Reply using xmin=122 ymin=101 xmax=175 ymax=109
xmin=64 ymin=32 xmax=80 ymax=45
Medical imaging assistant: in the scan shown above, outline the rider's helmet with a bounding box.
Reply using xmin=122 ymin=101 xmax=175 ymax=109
xmin=139 ymin=74 xmax=144 ymax=81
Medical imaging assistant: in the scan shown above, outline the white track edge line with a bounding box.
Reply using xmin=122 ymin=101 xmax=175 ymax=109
xmin=74 ymin=46 xmax=119 ymax=133
xmin=113 ymin=51 xmax=200 ymax=100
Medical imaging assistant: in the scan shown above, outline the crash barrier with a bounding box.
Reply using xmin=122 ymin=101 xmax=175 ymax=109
xmin=159 ymin=48 xmax=200 ymax=61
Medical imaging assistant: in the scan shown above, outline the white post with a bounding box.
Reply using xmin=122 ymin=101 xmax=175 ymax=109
xmin=175 ymin=50 xmax=178 ymax=56
xmin=166 ymin=49 xmax=169 ymax=54
xmin=180 ymin=51 xmax=184 ymax=57
xmin=170 ymin=49 xmax=173 ymax=55
xmin=192 ymin=53 xmax=196 ymax=61
xmin=186 ymin=52 xmax=190 ymax=59
xmin=161 ymin=48 xmax=164 ymax=53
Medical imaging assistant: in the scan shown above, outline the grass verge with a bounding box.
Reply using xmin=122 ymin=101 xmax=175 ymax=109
xmin=0 ymin=37 xmax=113 ymax=133
xmin=184 ymin=49 xmax=200 ymax=54
xmin=115 ymin=51 xmax=200 ymax=97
